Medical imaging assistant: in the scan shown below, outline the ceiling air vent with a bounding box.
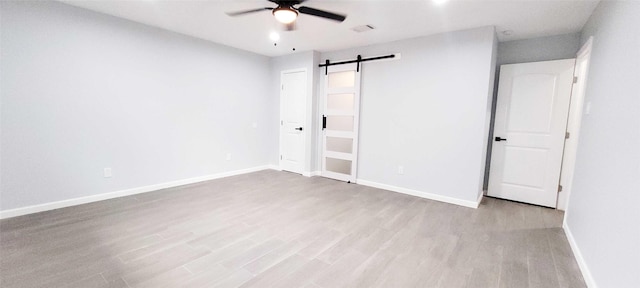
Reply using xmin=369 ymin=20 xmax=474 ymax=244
xmin=351 ymin=25 xmax=375 ymax=33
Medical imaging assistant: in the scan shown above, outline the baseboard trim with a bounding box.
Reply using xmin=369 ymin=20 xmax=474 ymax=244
xmin=477 ymin=192 xmax=484 ymax=206
xmin=267 ymin=164 xmax=281 ymax=171
xmin=0 ymin=165 xmax=273 ymax=220
xmin=356 ymin=179 xmax=481 ymax=209
xmin=302 ymin=171 xmax=321 ymax=177
xmin=563 ymin=222 xmax=598 ymax=288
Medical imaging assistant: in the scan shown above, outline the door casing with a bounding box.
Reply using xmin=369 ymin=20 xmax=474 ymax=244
xmin=557 ymin=37 xmax=593 ymax=211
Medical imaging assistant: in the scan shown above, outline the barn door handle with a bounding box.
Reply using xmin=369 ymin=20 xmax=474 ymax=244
xmin=295 ymin=127 xmax=303 ymax=131
xmin=495 ymin=137 xmax=507 ymax=142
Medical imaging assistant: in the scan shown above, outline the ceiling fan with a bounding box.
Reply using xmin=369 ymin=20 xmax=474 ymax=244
xmin=226 ymin=0 xmax=347 ymax=30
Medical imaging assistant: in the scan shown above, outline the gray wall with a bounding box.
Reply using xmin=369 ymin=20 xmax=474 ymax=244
xmin=480 ymin=31 xmax=499 ymax=199
xmin=497 ymin=33 xmax=581 ymax=66
xmin=483 ymin=33 xmax=581 ymax=190
xmin=565 ymin=2 xmax=640 ymax=287
xmin=319 ymin=27 xmax=496 ymax=203
xmin=0 ymin=1 xmax=273 ymax=211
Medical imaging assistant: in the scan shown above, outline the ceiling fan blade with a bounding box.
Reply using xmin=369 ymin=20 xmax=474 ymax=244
xmin=298 ymin=6 xmax=346 ymax=22
xmin=226 ymin=7 xmax=273 ymax=17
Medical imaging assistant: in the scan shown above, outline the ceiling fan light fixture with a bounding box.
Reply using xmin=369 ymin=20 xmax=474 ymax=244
xmin=273 ymin=7 xmax=298 ymax=24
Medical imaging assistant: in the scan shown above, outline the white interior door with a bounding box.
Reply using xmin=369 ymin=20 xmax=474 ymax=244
xmin=488 ymin=59 xmax=575 ymax=207
xmin=321 ymin=63 xmax=361 ymax=183
xmin=280 ymin=70 xmax=307 ymax=174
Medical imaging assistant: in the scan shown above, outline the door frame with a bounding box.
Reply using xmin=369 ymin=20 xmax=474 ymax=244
xmin=557 ymin=37 xmax=593 ymax=210
xmin=279 ymin=68 xmax=308 ymax=174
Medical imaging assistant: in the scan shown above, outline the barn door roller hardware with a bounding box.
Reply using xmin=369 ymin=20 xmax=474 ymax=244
xmin=319 ymin=54 xmax=396 ymax=75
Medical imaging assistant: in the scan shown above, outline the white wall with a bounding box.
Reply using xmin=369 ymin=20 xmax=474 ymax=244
xmin=268 ymin=51 xmax=320 ymax=175
xmin=319 ymin=27 xmax=496 ymax=204
xmin=564 ymin=2 xmax=640 ymax=287
xmin=0 ymin=1 xmax=273 ymax=211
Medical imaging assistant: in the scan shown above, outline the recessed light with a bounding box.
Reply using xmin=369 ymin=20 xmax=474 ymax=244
xmin=432 ymin=0 xmax=449 ymax=5
xmin=269 ymin=32 xmax=280 ymax=42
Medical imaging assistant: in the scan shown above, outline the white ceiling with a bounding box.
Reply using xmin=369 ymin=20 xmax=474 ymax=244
xmin=61 ymin=0 xmax=600 ymax=57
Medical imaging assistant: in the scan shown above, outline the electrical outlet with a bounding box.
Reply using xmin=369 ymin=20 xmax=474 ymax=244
xmin=585 ymin=102 xmax=592 ymax=115
xmin=226 ymin=153 xmax=232 ymax=161
xmin=397 ymin=166 xmax=404 ymax=175
xmin=104 ymin=168 xmax=112 ymax=178
xmin=252 ymin=122 xmax=258 ymax=129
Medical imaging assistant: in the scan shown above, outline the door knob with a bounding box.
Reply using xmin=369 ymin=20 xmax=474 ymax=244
xmin=495 ymin=137 xmax=507 ymax=142
xmin=295 ymin=127 xmax=303 ymax=131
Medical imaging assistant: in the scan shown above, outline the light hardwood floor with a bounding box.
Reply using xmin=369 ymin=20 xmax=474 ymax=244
xmin=0 ymin=170 xmax=586 ymax=288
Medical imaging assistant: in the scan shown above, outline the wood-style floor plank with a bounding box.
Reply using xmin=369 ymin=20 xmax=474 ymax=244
xmin=0 ymin=170 xmax=585 ymax=288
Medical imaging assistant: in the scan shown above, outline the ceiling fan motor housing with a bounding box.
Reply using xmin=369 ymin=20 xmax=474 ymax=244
xmin=226 ymin=0 xmax=347 ymax=28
